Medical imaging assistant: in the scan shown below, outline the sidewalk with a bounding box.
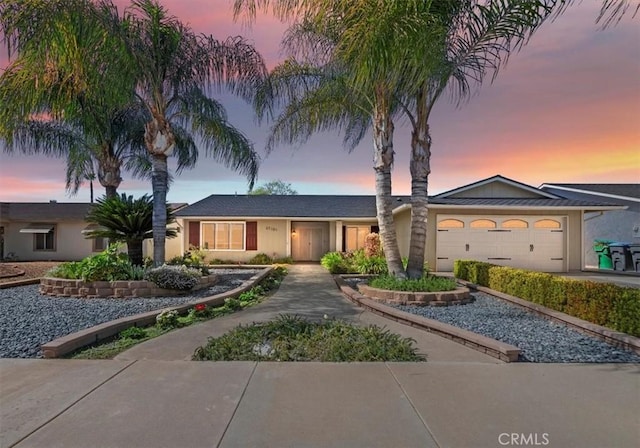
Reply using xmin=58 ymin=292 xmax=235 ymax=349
xmin=1 ymin=264 xmax=639 ymax=448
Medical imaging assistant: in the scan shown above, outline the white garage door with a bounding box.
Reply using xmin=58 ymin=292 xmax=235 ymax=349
xmin=436 ymin=215 xmax=566 ymax=272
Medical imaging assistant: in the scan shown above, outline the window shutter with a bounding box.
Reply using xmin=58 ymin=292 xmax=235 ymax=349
xmin=246 ymin=221 xmax=258 ymax=250
xmin=371 ymin=225 xmax=380 ymax=233
xmin=188 ymin=221 xmax=200 ymax=248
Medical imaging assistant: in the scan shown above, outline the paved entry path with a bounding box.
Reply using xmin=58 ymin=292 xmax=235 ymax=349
xmin=2 ymin=264 xmax=638 ymax=448
xmin=114 ymin=264 xmax=496 ymax=363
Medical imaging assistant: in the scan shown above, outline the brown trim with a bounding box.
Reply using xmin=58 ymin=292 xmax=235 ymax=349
xmin=188 ymin=221 xmax=200 ymax=248
xmin=246 ymin=221 xmax=258 ymax=251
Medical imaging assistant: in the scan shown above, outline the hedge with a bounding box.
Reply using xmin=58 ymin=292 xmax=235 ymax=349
xmin=453 ymin=260 xmax=640 ymax=337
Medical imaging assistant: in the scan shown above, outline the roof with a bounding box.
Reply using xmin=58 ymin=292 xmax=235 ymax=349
xmin=0 ymin=201 xmax=189 ymax=222
xmin=176 ymin=195 xmax=410 ymax=218
xmin=539 ymin=183 xmax=640 ymax=202
xmin=176 ymin=194 xmax=621 ymax=218
xmin=0 ymin=202 xmax=92 ymax=222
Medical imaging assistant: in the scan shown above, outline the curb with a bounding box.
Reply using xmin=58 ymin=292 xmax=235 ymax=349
xmin=457 ymin=279 xmax=640 ymax=356
xmin=40 ymin=267 xmax=274 ymax=358
xmin=334 ymin=276 xmax=520 ymax=362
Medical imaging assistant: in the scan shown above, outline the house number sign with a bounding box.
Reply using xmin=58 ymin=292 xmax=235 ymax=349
xmin=265 ymin=226 xmax=279 ymax=232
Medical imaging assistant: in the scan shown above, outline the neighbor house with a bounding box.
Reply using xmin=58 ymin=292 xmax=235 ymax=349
xmin=174 ymin=175 xmax=624 ymax=272
xmin=0 ymin=201 xmax=186 ymax=262
xmin=539 ymin=183 xmax=639 ymax=267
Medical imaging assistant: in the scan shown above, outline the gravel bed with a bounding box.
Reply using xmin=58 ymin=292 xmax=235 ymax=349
xmin=0 ymin=269 xmax=260 ymax=359
xmin=343 ymin=278 xmax=640 ymax=363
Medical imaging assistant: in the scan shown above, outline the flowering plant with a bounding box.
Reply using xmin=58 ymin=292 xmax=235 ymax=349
xmin=156 ymin=309 xmax=179 ymax=329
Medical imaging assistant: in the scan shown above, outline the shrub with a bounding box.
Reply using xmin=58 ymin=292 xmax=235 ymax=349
xmin=144 ymin=265 xmax=202 ymax=290
xmin=364 ymin=233 xmax=382 ymax=258
xmin=353 ymin=252 xmax=388 ymax=275
xmin=455 ymin=259 xmax=640 ymax=337
xmin=193 ymin=314 xmax=425 ymax=362
xmin=248 ymin=253 xmax=273 ymax=264
xmin=119 ymin=326 xmax=147 ymax=340
xmin=369 ymin=275 xmax=457 ymax=292
xmin=167 ymin=249 xmax=210 ymax=275
xmin=156 ymin=309 xmax=179 ymax=329
xmin=273 ymin=256 xmax=294 ymax=264
xmin=321 ymin=251 xmax=353 ymax=274
xmin=46 ymin=244 xmax=135 ymax=281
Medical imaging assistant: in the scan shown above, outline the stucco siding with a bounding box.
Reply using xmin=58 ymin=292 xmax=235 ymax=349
xmin=393 ymin=210 xmax=412 ymax=260
xmin=3 ymin=221 xmax=95 ymax=261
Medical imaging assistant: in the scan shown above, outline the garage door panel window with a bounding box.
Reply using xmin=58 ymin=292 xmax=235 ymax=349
xmin=202 ymin=222 xmax=245 ymax=250
xmin=534 ymin=219 xmax=561 ymax=229
xmin=470 ymin=219 xmax=496 ymax=228
xmin=438 ymin=219 xmax=464 ymax=229
xmin=502 ymin=219 xmax=528 ymax=229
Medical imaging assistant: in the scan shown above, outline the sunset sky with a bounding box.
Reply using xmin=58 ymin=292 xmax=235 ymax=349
xmin=0 ymin=0 xmax=638 ymax=203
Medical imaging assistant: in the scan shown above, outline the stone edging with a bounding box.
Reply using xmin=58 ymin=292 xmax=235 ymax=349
xmin=0 ymin=278 xmax=41 ymax=289
xmin=40 ymin=267 xmax=274 ymax=358
xmin=334 ymin=276 xmax=520 ymax=362
xmin=39 ymin=275 xmax=219 ymax=298
xmin=358 ymin=283 xmax=473 ymax=306
xmin=457 ymin=279 xmax=640 ymax=356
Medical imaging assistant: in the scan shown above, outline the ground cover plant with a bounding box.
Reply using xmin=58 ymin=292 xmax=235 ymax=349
xmin=69 ymin=266 xmax=287 ymax=359
xmin=193 ymin=314 xmax=425 ymax=362
xmin=369 ymin=275 xmax=457 ymax=292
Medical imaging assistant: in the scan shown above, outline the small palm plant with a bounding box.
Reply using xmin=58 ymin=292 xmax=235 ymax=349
xmin=84 ymin=193 xmax=176 ymax=266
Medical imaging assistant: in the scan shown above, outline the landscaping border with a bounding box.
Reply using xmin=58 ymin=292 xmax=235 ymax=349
xmin=456 ymin=279 xmax=640 ymax=356
xmin=334 ymin=276 xmax=520 ymax=362
xmin=40 ymin=267 xmax=274 ymax=358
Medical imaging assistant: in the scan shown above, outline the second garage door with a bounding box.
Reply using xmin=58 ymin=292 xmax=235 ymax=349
xmin=436 ymin=215 xmax=566 ymax=272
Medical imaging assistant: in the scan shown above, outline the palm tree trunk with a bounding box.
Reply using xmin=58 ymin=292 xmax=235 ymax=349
xmin=372 ymin=106 xmax=405 ymax=279
xmin=97 ymin=149 xmax=122 ymax=198
xmin=127 ymin=239 xmax=144 ymax=266
xmin=151 ymin=154 xmax=168 ymax=267
xmin=407 ymin=89 xmax=432 ymax=279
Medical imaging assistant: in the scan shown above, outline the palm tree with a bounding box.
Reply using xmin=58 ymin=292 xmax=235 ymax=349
xmin=0 ymin=0 xmax=139 ymax=198
xmin=234 ymin=0 xmax=568 ymax=278
xmin=116 ymin=0 xmax=267 ymax=266
xmin=84 ymin=193 xmax=177 ymax=266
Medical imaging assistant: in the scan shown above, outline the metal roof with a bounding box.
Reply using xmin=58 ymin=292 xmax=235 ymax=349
xmin=540 ymin=184 xmax=640 ymax=200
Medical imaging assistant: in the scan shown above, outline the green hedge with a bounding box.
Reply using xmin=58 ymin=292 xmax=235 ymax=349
xmin=453 ymin=260 xmax=640 ymax=337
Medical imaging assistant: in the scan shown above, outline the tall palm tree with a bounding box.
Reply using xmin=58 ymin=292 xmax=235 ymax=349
xmin=116 ymin=0 xmax=267 ymax=266
xmin=85 ymin=193 xmax=177 ymax=266
xmin=234 ymin=0 xmax=569 ymax=278
xmin=0 ymin=0 xmax=139 ymax=198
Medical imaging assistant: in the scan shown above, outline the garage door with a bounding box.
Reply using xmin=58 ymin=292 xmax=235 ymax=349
xmin=436 ymin=215 xmax=566 ymax=272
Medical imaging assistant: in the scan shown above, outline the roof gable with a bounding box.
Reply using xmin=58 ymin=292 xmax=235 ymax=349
xmin=435 ymin=175 xmax=559 ymax=199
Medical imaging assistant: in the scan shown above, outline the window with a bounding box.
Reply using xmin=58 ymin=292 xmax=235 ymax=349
xmin=93 ymin=237 xmax=108 ymax=252
xmin=438 ymin=219 xmax=464 ymax=229
xmin=34 ymin=229 xmax=55 ymax=251
xmin=470 ymin=219 xmax=496 ymax=228
xmin=534 ymin=219 xmax=561 ymax=229
xmin=502 ymin=219 xmax=528 ymax=229
xmin=201 ymin=222 xmax=245 ymax=250
xmin=345 ymin=226 xmax=370 ymax=251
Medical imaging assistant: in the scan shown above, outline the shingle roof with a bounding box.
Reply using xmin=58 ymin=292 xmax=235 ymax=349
xmin=429 ymin=198 xmax=621 ymax=208
xmin=176 ymin=195 xmax=411 ymax=218
xmin=0 ymin=202 xmax=92 ymax=222
xmin=176 ymin=194 xmax=620 ymax=218
xmin=541 ymin=184 xmax=640 ymax=200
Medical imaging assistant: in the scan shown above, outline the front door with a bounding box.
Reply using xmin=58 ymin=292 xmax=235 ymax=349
xmin=291 ymin=222 xmax=329 ymax=261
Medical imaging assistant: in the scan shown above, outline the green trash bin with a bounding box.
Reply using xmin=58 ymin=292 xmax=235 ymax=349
xmin=593 ymin=240 xmax=614 ymax=270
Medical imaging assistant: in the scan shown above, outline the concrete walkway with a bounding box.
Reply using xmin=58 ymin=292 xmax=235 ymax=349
xmin=1 ymin=265 xmax=639 ymax=448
